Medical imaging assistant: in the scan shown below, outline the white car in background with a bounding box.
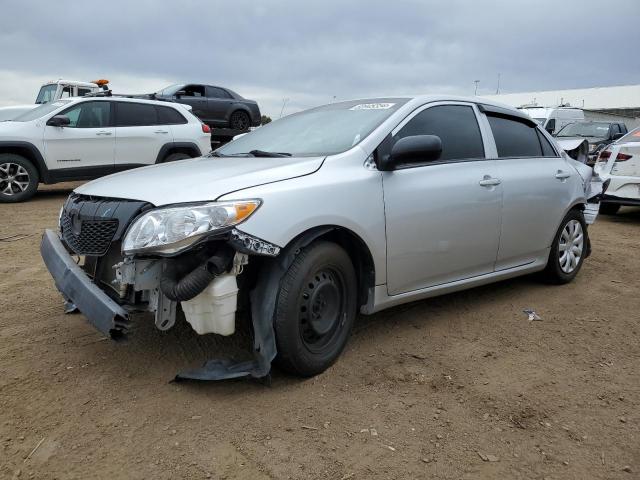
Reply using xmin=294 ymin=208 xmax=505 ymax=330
xmin=0 ymin=96 xmax=212 ymax=202
xmin=594 ymin=127 xmax=640 ymax=214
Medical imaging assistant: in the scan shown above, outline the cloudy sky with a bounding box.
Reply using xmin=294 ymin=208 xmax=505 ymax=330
xmin=1 ymin=0 xmax=639 ymax=118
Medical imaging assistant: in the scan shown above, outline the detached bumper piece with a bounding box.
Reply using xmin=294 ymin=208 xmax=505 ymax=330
xmin=40 ymin=229 xmax=130 ymax=340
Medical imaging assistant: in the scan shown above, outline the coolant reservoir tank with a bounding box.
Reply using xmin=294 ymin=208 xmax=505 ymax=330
xmin=181 ymin=274 xmax=238 ymax=336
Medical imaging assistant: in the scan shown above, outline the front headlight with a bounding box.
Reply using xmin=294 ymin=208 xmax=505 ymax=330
xmin=122 ymin=200 xmax=261 ymax=255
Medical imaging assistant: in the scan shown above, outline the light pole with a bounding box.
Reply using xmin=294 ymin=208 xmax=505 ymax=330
xmin=279 ymin=98 xmax=290 ymax=118
xmin=474 ymin=80 xmax=480 ymax=96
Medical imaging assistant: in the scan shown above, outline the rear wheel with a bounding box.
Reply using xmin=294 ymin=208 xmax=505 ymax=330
xmin=274 ymin=241 xmax=357 ymax=377
xmin=541 ymin=210 xmax=587 ymax=284
xmin=0 ymin=154 xmax=39 ymax=203
xmin=162 ymin=152 xmax=191 ymax=163
xmin=599 ymin=203 xmax=620 ymax=215
xmin=229 ymin=111 xmax=250 ymax=130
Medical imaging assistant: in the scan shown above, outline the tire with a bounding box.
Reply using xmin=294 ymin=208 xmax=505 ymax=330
xmin=274 ymin=241 xmax=358 ymax=377
xmin=161 ymin=152 xmax=191 ymax=163
xmin=541 ymin=210 xmax=587 ymax=284
xmin=229 ymin=110 xmax=250 ymax=130
xmin=0 ymin=153 xmax=39 ymax=203
xmin=599 ymin=203 xmax=620 ymax=215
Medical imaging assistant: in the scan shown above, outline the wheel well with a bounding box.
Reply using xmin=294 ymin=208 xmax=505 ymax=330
xmin=162 ymin=146 xmax=198 ymax=161
xmin=230 ymin=108 xmax=249 ymax=119
xmin=290 ymin=226 xmax=376 ymax=311
xmin=0 ymin=147 xmax=41 ymax=177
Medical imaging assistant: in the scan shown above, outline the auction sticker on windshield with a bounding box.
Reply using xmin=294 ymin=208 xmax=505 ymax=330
xmin=350 ymin=103 xmax=396 ymax=110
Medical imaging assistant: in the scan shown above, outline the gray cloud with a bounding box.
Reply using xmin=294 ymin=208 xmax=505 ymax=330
xmin=1 ymin=0 xmax=639 ymax=117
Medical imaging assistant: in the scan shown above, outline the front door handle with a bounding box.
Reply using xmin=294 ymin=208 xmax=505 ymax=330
xmin=555 ymin=170 xmax=571 ymax=180
xmin=154 ymin=130 xmax=169 ymax=134
xmin=479 ymin=176 xmax=502 ymax=187
xmin=95 ymin=131 xmax=112 ymax=136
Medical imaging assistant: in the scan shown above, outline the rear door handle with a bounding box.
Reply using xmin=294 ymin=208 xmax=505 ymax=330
xmin=479 ymin=176 xmax=502 ymax=187
xmin=96 ymin=131 xmax=112 ymax=136
xmin=555 ymin=170 xmax=571 ymax=180
xmin=154 ymin=130 xmax=169 ymax=134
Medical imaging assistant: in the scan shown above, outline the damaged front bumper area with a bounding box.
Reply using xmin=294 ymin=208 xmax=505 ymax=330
xmin=41 ymin=218 xmax=287 ymax=381
xmin=41 ymin=229 xmax=131 ymax=340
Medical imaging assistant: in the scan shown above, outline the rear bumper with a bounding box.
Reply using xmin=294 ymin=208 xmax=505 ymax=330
xmin=40 ymin=229 xmax=130 ymax=340
xmin=601 ymin=194 xmax=640 ymax=207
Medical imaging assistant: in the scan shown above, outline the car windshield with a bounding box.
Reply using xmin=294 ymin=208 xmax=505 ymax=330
xmin=12 ymin=100 xmax=72 ymax=122
xmin=35 ymin=84 xmax=58 ymax=104
xmin=156 ymin=84 xmax=184 ymax=96
xmin=556 ymin=122 xmax=610 ymax=138
xmin=618 ymin=126 xmax=640 ymax=143
xmin=215 ymin=99 xmax=407 ymax=157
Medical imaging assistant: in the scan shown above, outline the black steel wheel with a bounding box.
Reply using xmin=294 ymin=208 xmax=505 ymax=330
xmin=274 ymin=241 xmax=357 ymax=377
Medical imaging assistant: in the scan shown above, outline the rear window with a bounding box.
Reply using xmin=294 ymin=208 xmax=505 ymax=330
xmin=487 ymin=115 xmax=542 ymax=157
xmin=116 ymin=102 xmax=158 ymax=127
xmin=157 ymin=106 xmax=187 ymax=125
xmin=618 ymin=127 xmax=640 ymax=143
xmin=536 ymin=130 xmax=558 ymax=156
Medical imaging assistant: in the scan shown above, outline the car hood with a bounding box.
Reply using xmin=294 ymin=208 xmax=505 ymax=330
xmin=557 ymin=136 xmax=604 ymax=145
xmin=75 ymin=155 xmax=325 ymax=206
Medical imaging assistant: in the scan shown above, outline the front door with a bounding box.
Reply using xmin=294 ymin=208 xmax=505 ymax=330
xmin=43 ymin=101 xmax=115 ymax=171
xmin=382 ymin=103 xmax=503 ymax=295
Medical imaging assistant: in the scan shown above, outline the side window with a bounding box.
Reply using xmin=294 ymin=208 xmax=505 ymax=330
xmin=536 ymin=129 xmax=558 ymax=157
xmin=206 ymin=86 xmax=231 ymax=99
xmin=183 ymin=85 xmax=206 ymax=97
xmin=621 ymin=124 xmax=628 ymax=134
xmin=116 ymin=102 xmax=158 ymax=127
xmin=394 ymin=105 xmax=485 ymax=161
xmin=59 ymin=101 xmax=111 ymax=128
xmin=156 ymin=106 xmax=187 ymax=125
xmin=77 ymin=88 xmax=92 ymax=97
xmin=611 ymin=124 xmax=620 ymax=136
xmin=487 ymin=115 xmax=543 ymax=158
xmin=60 ymin=86 xmax=72 ymax=99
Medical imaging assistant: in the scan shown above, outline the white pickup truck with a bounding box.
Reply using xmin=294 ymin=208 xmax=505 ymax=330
xmin=0 ymin=79 xmax=107 ymax=120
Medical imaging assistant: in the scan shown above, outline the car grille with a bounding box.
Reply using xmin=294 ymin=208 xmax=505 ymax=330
xmin=61 ymin=212 xmax=119 ymax=256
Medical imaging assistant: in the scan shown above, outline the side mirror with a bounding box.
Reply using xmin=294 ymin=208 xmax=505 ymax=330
xmin=46 ymin=115 xmax=71 ymax=127
xmin=380 ymin=135 xmax=442 ymax=171
xmin=175 ymin=90 xmax=186 ymax=98
xmin=545 ymin=119 xmax=556 ymax=135
xmin=611 ymin=132 xmax=624 ymax=141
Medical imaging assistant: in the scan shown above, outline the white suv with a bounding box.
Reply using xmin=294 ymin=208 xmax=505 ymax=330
xmin=0 ymin=97 xmax=212 ymax=202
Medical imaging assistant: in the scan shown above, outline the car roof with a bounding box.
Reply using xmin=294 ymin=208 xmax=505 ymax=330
xmin=68 ymin=96 xmax=189 ymax=109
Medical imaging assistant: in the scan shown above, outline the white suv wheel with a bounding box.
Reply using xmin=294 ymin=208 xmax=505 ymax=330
xmin=0 ymin=162 xmax=31 ymax=195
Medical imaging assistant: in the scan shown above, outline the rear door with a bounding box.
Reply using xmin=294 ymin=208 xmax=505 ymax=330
xmin=114 ymin=102 xmax=170 ymax=167
xmin=206 ymin=86 xmax=234 ymax=124
xmin=382 ymin=102 xmax=503 ymax=295
xmin=43 ymin=100 xmax=115 ymax=171
xmin=484 ymin=110 xmax=573 ymax=270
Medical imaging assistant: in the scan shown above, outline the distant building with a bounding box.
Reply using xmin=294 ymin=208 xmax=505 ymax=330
xmin=482 ymin=84 xmax=640 ymax=118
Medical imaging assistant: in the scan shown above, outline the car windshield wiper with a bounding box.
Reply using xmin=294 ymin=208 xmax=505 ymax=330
xmin=207 ymin=150 xmax=292 ymax=158
xmin=248 ymin=150 xmax=292 ymax=157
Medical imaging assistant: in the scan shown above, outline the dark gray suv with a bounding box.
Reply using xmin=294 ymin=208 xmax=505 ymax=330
xmin=154 ymin=84 xmax=261 ymax=131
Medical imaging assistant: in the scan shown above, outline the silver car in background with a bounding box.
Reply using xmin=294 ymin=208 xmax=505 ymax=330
xmin=41 ymin=95 xmax=602 ymax=381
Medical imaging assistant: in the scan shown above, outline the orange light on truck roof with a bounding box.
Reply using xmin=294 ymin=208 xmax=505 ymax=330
xmin=92 ymin=79 xmax=109 ymax=86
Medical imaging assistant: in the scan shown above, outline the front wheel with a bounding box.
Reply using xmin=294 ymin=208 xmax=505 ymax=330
xmin=274 ymin=241 xmax=357 ymax=377
xmin=0 ymin=154 xmax=39 ymax=203
xmin=541 ymin=210 xmax=587 ymax=284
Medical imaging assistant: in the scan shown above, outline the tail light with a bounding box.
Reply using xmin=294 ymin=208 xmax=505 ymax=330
xmin=597 ymin=150 xmax=632 ymax=162
xmin=598 ymin=150 xmax=611 ymax=161
xmin=614 ymin=152 xmax=632 ymax=162
xmin=202 ymin=123 xmax=211 ymax=133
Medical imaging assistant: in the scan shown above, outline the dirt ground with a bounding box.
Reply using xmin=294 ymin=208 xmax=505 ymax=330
xmin=0 ymin=183 xmax=638 ymax=480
